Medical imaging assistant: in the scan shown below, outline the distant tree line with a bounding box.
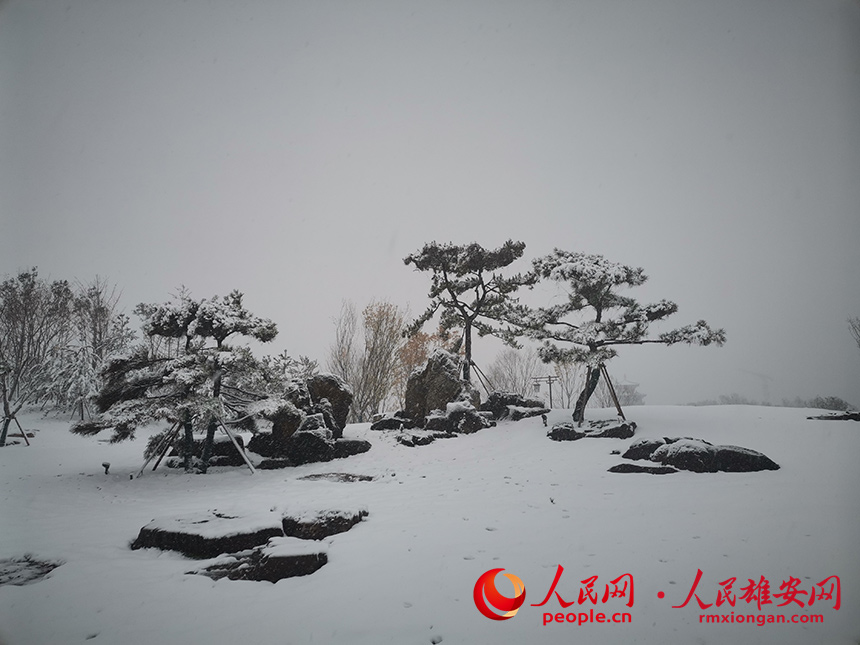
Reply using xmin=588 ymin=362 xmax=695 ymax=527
xmin=688 ymin=393 xmax=855 ymax=411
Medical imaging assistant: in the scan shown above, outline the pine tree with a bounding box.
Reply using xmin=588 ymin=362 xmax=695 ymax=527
xmin=520 ymin=249 xmax=725 ymax=423
xmin=72 ymin=290 xmax=279 ymax=472
xmin=404 ymin=240 xmax=536 ymax=383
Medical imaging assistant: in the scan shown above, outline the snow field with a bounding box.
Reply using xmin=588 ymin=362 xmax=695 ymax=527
xmin=0 ymin=405 xmax=858 ymax=644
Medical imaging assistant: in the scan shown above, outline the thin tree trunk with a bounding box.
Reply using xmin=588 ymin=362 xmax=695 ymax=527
xmin=0 ymin=416 xmax=10 ymax=447
xmin=463 ymin=321 xmax=472 ymax=382
xmin=573 ymin=367 xmax=602 ymax=426
xmin=199 ymin=419 xmax=217 ymax=474
xmin=198 ymin=365 xmax=222 ymax=473
xmin=183 ymin=417 xmax=194 ymax=472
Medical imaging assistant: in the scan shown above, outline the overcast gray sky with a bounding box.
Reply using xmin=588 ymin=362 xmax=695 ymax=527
xmin=2 ymin=0 xmax=859 ymax=406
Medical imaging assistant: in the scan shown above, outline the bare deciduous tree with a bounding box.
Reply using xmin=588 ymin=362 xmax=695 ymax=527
xmin=327 ymin=300 xmax=407 ymax=422
xmin=552 ymin=360 xmax=583 ymax=409
xmin=49 ymin=277 xmax=135 ymax=418
xmin=850 ymin=317 xmax=860 ymax=351
xmin=486 ymin=347 xmax=544 ymax=398
xmin=0 ymin=269 xmax=74 ymax=445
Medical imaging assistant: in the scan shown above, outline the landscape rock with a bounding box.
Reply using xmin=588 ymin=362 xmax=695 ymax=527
xmin=130 ymin=511 xmax=284 ymax=559
xmin=268 ymin=402 xmax=305 ymax=441
xmin=608 ymin=463 xmax=678 ymax=475
xmin=283 ymin=427 xmax=335 ymax=465
xmin=621 ymin=438 xmax=666 ymax=460
xmin=247 ymin=432 xmax=287 ymax=458
xmin=297 ymin=413 xmax=327 ymax=433
xmin=508 ymin=406 xmax=552 ymax=422
xmin=713 ymin=445 xmax=780 ymax=472
xmin=256 ymin=457 xmax=294 ymax=470
xmin=807 ymin=411 xmax=860 ymax=421
xmin=640 ymin=437 xmax=780 ymax=473
xmin=306 ymin=373 xmax=353 ymax=438
xmin=423 ymin=414 xmax=454 ymax=434
xmin=396 ymin=430 xmax=455 ymax=447
xmin=333 ymin=438 xmax=372 ymax=459
xmin=404 ymin=349 xmax=479 ymax=420
xmin=281 ymin=509 xmax=369 ymax=540
xmin=650 ymin=439 xmax=717 ymax=472
xmin=549 ymin=419 xmax=636 ymax=441
xmin=370 ymin=416 xmax=406 ymax=431
xmin=194 ymin=539 xmax=328 ymax=582
xmin=481 ymin=391 xmax=549 ymax=421
xmin=581 ymin=418 xmax=637 ymax=439
xmin=547 ymin=423 xmax=585 ymax=441
xmin=297 ymin=473 xmax=375 ymax=482
xmin=370 ymin=413 xmax=419 ymax=431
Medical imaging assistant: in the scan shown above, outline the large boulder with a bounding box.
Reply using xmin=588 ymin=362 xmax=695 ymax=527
xmin=621 ymin=438 xmax=667 ymax=460
xmin=332 ymin=438 xmax=372 ymax=459
xmin=634 ymin=437 xmax=780 ymax=473
xmin=248 ymin=425 xmax=335 ymax=464
xmin=404 ymin=349 xmax=479 ymax=419
xmin=713 ymin=445 xmax=780 ymax=472
xmin=650 ymin=439 xmax=717 ymax=473
xmin=306 ymin=374 xmax=353 ymax=438
xmin=283 ymin=427 xmax=335 ymax=465
xmin=130 ymin=510 xmax=284 ymax=559
xmin=268 ymin=402 xmax=305 ymax=441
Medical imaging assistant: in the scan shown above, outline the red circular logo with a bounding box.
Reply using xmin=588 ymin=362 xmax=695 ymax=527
xmin=473 ymin=568 xmax=527 ymax=620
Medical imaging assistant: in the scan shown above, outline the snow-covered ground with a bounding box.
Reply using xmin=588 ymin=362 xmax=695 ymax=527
xmin=1 ymin=405 xmax=858 ymax=645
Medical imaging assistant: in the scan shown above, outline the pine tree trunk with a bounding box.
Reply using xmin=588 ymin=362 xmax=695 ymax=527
xmin=0 ymin=417 xmax=10 ymax=447
xmin=199 ymin=419 xmax=217 ymax=474
xmin=183 ymin=418 xmax=194 ymax=472
xmin=463 ymin=321 xmax=472 ymax=382
xmin=573 ymin=367 xmax=602 ymax=425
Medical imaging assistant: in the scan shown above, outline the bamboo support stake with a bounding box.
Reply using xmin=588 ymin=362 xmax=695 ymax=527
xmin=600 ymin=364 xmax=626 ymax=420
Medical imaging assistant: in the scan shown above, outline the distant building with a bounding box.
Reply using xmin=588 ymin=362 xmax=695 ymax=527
xmin=615 ymin=376 xmax=646 ymax=406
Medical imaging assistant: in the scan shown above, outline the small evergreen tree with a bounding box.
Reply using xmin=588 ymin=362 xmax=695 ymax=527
xmin=404 ymin=240 xmax=536 ymax=383
xmin=520 ymin=250 xmax=725 ymax=423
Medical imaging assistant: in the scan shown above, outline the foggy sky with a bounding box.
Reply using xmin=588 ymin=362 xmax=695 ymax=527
xmin=2 ymin=0 xmax=859 ymax=406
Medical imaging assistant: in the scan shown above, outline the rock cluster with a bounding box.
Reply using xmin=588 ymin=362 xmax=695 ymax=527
xmin=372 ymin=350 xmax=496 ymax=447
xmin=403 ymin=349 xmax=479 ymax=419
xmin=244 ymin=373 xmax=371 ymax=468
xmin=548 ymin=418 xmax=637 ymax=441
xmin=480 ymin=391 xmax=550 ymax=422
xmin=131 ymin=507 xmax=368 ymax=582
xmin=610 ymin=436 xmax=780 ymax=474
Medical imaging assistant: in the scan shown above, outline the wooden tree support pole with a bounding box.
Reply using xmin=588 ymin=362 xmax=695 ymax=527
xmin=136 ymin=422 xmax=180 ymax=478
xmin=151 ymin=422 xmax=182 ymax=472
xmin=216 ymin=416 xmax=256 ymax=475
xmin=600 ymin=364 xmax=626 ymax=420
xmin=469 ymin=360 xmax=493 ymax=397
xmin=14 ymin=417 xmax=30 ymax=446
